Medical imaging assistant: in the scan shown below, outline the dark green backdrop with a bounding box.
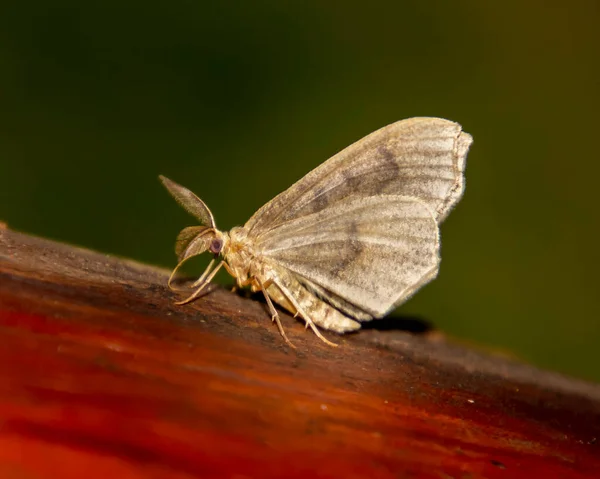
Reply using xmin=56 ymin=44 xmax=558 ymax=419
xmin=1 ymin=1 xmax=599 ymax=381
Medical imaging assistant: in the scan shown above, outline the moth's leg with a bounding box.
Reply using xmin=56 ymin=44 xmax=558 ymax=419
xmin=168 ymin=257 xmax=216 ymax=292
xmin=256 ymin=278 xmax=295 ymax=349
xmin=176 ymin=260 xmax=225 ymax=305
xmin=191 ymin=258 xmax=217 ymax=288
xmin=223 ymin=262 xmax=258 ymax=293
xmin=220 ymin=262 xmax=239 ymax=292
xmin=271 ymin=278 xmax=338 ymax=347
xmin=222 ymin=261 xmax=236 ymax=280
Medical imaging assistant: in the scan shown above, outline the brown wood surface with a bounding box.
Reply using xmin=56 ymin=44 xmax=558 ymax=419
xmin=0 ymin=227 xmax=599 ymax=479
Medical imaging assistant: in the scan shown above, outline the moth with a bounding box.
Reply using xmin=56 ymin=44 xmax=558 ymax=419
xmin=160 ymin=117 xmax=472 ymax=347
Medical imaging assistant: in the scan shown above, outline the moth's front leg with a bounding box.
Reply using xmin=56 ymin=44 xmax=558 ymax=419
xmin=222 ymin=262 xmax=252 ymax=292
xmin=176 ymin=260 xmax=225 ymax=305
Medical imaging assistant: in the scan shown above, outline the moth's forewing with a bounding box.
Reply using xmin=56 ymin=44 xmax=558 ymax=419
xmin=438 ymin=128 xmax=472 ymax=222
xmin=255 ymin=195 xmax=439 ymax=318
xmin=159 ymin=175 xmax=216 ymax=228
xmin=245 ymin=118 xmax=472 ymax=235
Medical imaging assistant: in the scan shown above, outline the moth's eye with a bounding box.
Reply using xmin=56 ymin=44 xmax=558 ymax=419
xmin=209 ymin=238 xmax=223 ymax=255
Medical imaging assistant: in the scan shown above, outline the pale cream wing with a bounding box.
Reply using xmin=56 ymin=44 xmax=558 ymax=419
xmin=254 ymin=195 xmax=440 ymax=318
xmin=245 ymin=117 xmax=472 ymax=237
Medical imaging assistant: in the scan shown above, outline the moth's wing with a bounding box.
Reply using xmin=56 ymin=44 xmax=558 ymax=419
xmin=254 ymin=195 xmax=440 ymax=319
xmin=159 ymin=175 xmax=216 ymax=228
xmin=296 ymin=277 xmax=374 ymax=321
xmin=245 ymin=117 xmax=472 ymax=236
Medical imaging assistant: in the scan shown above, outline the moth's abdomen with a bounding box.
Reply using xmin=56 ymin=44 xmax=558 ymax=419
xmin=266 ymin=269 xmax=361 ymax=334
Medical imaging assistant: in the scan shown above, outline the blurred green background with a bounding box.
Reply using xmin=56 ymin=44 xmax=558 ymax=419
xmin=1 ymin=1 xmax=599 ymax=381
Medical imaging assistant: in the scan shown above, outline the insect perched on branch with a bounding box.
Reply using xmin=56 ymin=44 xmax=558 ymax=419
xmin=160 ymin=117 xmax=472 ymax=347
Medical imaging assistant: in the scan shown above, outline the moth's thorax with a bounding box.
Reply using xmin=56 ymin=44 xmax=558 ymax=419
xmin=227 ymin=226 xmax=249 ymax=245
xmin=223 ymin=226 xmax=262 ymax=285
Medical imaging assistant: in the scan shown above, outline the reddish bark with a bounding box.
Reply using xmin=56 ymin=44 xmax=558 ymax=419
xmin=0 ymin=228 xmax=598 ymax=478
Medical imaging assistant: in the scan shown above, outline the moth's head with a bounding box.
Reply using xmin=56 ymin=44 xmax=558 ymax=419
xmin=159 ymin=174 xmax=229 ymax=274
xmin=165 ymin=226 xmax=228 ymax=292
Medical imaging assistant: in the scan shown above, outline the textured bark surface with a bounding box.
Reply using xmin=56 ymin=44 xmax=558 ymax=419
xmin=1 ymin=227 xmax=599 ymax=479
